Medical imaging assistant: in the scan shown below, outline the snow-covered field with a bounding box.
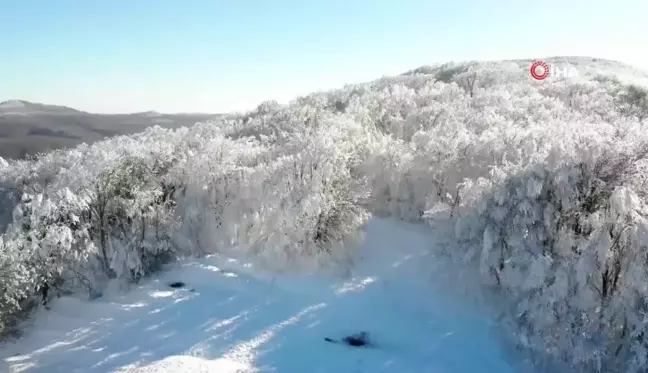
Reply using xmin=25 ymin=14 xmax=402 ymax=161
xmin=0 ymin=218 xmax=525 ymax=373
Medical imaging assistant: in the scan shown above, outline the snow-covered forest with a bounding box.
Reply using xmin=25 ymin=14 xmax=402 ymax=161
xmin=1 ymin=56 xmax=648 ymax=372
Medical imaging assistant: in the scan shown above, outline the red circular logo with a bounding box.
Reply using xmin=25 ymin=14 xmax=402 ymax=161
xmin=530 ymin=61 xmax=550 ymax=80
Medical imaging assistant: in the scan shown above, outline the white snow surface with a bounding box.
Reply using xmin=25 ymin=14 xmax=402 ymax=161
xmin=0 ymin=219 xmax=530 ymax=373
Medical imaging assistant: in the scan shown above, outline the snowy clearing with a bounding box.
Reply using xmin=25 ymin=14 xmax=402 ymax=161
xmin=0 ymin=219 xmax=525 ymax=373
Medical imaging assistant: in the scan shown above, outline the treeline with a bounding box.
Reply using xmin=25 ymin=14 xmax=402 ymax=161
xmin=1 ymin=58 xmax=648 ymax=372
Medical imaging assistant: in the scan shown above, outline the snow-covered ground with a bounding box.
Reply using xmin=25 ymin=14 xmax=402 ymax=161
xmin=0 ymin=219 xmax=532 ymax=373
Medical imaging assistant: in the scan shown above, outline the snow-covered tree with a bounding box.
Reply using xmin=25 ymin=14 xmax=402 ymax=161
xmin=1 ymin=57 xmax=648 ymax=371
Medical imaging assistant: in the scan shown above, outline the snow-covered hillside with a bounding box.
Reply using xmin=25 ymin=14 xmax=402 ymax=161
xmin=1 ymin=57 xmax=648 ymax=372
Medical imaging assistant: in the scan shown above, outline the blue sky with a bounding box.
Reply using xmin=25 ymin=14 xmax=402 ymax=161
xmin=1 ymin=0 xmax=646 ymax=113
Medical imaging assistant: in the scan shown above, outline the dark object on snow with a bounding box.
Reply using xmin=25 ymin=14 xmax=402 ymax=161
xmin=40 ymin=282 xmax=49 ymax=306
xmin=168 ymin=281 xmax=185 ymax=288
xmin=344 ymin=332 xmax=370 ymax=346
xmin=325 ymin=332 xmax=371 ymax=347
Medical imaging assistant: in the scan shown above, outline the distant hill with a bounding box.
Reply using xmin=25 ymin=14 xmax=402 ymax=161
xmin=0 ymin=100 xmax=221 ymax=159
